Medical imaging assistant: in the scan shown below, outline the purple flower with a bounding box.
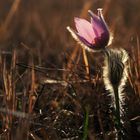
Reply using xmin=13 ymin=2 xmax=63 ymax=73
xmin=67 ymin=9 xmax=111 ymax=52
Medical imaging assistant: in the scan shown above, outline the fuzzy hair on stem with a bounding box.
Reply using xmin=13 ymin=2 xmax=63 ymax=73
xmin=103 ymin=48 xmax=129 ymax=115
xmin=103 ymin=48 xmax=129 ymax=139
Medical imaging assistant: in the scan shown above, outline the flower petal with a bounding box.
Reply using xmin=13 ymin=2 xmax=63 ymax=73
xmin=66 ymin=26 xmax=95 ymax=52
xmin=88 ymin=10 xmax=105 ymax=37
xmin=88 ymin=9 xmax=110 ymax=47
xmin=97 ymin=8 xmax=109 ymax=33
xmin=77 ymin=33 xmax=94 ymax=46
xmin=74 ymin=17 xmax=95 ymax=44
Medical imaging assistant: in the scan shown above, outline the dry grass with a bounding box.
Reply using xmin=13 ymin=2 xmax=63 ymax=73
xmin=0 ymin=0 xmax=139 ymax=140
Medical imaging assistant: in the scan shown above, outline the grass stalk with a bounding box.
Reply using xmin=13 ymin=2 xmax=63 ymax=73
xmin=82 ymin=106 xmax=89 ymax=140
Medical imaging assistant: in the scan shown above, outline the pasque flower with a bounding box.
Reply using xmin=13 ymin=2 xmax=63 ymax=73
xmin=67 ymin=9 xmax=111 ymax=52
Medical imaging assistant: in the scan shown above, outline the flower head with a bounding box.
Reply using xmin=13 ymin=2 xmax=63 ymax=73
xmin=67 ymin=9 xmax=111 ymax=52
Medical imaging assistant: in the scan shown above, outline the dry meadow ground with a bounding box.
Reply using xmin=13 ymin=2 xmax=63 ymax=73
xmin=0 ymin=0 xmax=140 ymax=140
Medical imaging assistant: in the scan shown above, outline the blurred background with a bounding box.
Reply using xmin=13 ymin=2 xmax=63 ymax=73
xmin=0 ymin=0 xmax=140 ymax=139
xmin=0 ymin=0 xmax=139 ymax=66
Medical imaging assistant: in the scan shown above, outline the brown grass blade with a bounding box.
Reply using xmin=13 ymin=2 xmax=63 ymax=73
xmin=2 ymin=0 xmax=21 ymax=30
xmin=82 ymin=49 xmax=90 ymax=79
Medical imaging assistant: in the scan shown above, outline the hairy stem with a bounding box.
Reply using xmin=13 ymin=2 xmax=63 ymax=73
xmin=114 ymin=86 xmax=122 ymax=140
